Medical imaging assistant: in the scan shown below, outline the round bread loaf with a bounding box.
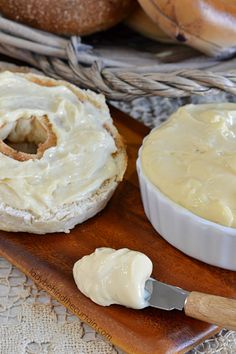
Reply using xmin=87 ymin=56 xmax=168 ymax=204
xmin=0 ymin=71 xmax=127 ymax=234
xmin=138 ymin=0 xmax=236 ymax=57
xmin=0 ymin=0 xmax=135 ymax=35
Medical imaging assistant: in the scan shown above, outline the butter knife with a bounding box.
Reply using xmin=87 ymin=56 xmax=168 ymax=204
xmin=145 ymin=278 xmax=236 ymax=330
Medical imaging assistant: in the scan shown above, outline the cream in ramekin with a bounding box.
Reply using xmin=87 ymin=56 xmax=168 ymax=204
xmin=137 ymin=103 xmax=236 ymax=270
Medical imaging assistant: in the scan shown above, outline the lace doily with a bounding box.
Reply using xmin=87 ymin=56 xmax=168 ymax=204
xmin=0 ymin=73 xmax=235 ymax=353
xmin=0 ymin=257 xmax=122 ymax=354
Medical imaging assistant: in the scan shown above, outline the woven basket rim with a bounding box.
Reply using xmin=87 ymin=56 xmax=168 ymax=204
xmin=0 ymin=15 xmax=235 ymax=100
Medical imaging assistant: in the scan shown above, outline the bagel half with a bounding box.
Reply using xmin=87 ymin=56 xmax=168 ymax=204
xmin=138 ymin=0 xmax=236 ymax=57
xmin=0 ymin=72 xmax=127 ymax=234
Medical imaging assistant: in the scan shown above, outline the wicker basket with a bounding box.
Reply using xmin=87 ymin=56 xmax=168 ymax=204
xmin=0 ymin=15 xmax=236 ymax=100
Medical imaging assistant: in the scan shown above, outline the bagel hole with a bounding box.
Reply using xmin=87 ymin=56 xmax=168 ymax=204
xmin=1 ymin=116 xmax=48 ymax=155
xmin=6 ymin=140 xmax=38 ymax=154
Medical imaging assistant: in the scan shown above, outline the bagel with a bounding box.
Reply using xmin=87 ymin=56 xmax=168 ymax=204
xmin=0 ymin=71 xmax=127 ymax=234
xmin=138 ymin=0 xmax=236 ymax=57
xmin=125 ymin=4 xmax=176 ymax=43
xmin=0 ymin=0 xmax=135 ymax=36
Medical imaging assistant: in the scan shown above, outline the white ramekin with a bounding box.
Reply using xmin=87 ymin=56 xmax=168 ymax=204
xmin=137 ymin=152 xmax=236 ymax=271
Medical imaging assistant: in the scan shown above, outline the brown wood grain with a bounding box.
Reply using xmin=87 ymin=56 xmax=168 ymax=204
xmin=0 ymin=106 xmax=235 ymax=354
xmin=185 ymin=291 xmax=236 ymax=331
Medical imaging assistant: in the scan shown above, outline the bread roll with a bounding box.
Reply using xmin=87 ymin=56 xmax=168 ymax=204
xmin=125 ymin=4 xmax=176 ymax=43
xmin=138 ymin=0 xmax=236 ymax=57
xmin=0 ymin=71 xmax=127 ymax=234
xmin=0 ymin=0 xmax=135 ymax=36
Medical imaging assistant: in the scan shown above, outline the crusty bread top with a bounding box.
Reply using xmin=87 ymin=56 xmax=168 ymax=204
xmin=138 ymin=0 xmax=236 ymax=57
xmin=0 ymin=0 xmax=135 ymax=35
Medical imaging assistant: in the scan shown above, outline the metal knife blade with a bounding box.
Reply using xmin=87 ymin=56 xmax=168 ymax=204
xmin=145 ymin=278 xmax=189 ymax=311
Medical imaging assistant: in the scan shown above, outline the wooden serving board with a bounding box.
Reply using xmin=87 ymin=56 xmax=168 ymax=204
xmin=0 ymin=106 xmax=235 ymax=354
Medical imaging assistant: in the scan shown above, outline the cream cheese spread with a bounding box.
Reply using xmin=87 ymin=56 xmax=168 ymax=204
xmin=0 ymin=71 xmax=118 ymax=216
xmin=141 ymin=103 xmax=236 ymax=227
xmin=73 ymin=248 xmax=153 ymax=309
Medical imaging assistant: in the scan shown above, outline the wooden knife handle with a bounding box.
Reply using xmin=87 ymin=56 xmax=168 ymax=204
xmin=184 ymin=291 xmax=236 ymax=330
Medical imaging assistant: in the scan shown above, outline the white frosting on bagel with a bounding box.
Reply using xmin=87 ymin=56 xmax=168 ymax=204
xmin=0 ymin=72 xmax=118 ymax=216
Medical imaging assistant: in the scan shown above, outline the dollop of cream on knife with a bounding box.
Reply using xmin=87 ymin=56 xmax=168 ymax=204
xmin=73 ymin=248 xmax=153 ymax=309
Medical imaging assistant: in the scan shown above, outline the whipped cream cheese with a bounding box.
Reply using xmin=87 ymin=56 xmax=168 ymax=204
xmin=73 ymin=248 xmax=153 ymax=309
xmin=0 ymin=72 xmax=118 ymax=216
xmin=141 ymin=103 xmax=236 ymax=228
